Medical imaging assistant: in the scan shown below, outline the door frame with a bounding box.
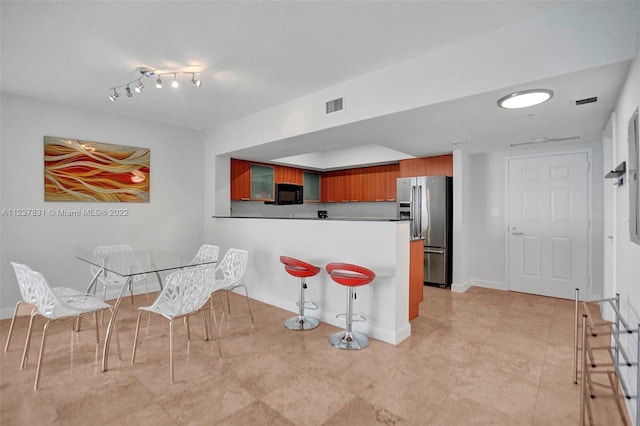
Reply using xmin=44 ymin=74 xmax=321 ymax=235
xmin=504 ymin=148 xmax=594 ymax=300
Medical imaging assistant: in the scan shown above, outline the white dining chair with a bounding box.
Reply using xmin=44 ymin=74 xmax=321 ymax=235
xmin=90 ymin=244 xmax=149 ymax=303
xmin=213 ymin=248 xmax=254 ymax=329
xmin=131 ymin=265 xmax=216 ymax=383
xmin=189 ymin=244 xmax=220 ymax=265
xmin=10 ymin=262 xmax=113 ymax=390
xmin=4 ymin=286 xmax=93 ymax=353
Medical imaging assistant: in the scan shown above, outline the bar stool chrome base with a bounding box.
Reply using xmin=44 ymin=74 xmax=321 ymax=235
xmin=329 ymin=330 xmax=369 ymax=350
xmin=284 ymin=315 xmax=319 ymax=330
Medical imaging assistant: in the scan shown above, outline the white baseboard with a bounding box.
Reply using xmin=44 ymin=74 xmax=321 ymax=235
xmin=471 ymin=279 xmax=507 ymax=291
xmin=451 ymin=281 xmax=471 ymax=293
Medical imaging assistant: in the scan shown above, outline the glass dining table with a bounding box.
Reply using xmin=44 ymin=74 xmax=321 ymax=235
xmin=76 ymin=249 xmax=217 ymax=372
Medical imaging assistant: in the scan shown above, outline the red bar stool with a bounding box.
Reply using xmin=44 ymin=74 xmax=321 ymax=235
xmin=325 ymin=262 xmax=376 ymax=350
xmin=280 ymin=256 xmax=320 ymax=330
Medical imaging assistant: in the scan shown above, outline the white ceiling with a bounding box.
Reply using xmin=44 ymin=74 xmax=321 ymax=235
xmin=1 ymin=1 xmax=638 ymax=169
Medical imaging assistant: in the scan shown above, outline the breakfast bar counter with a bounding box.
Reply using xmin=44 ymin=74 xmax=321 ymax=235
xmin=206 ymin=216 xmax=411 ymax=344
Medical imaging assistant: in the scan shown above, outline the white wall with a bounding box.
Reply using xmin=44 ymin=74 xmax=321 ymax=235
xmin=609 ymin=40 xmax=640 ymax=423
xmin=207 ymin=2 xmax=636 ymax=155
xmin=207 ymin=217 xmax=411 ymax=345
xmin=0 ymin=93 xmax=205 ymax=317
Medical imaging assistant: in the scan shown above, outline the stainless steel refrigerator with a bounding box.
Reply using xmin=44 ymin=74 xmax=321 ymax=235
xmin=397 ymin=176 xmax=452 ymax=286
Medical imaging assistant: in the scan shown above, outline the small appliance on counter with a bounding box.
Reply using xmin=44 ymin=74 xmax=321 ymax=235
xmin=317 ymin=210 xmax=328 ymax=219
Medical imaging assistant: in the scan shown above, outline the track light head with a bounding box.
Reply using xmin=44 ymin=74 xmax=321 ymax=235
xmin=109 ymin=89 xmax=119 ymax=102
xmin=135 ymin=80 xmax=144 ymax=93
xmin=156 ymin=77 xmax=162 ymax=89
xmin=125 ymin=85 xmax=133 ymax=97
xmin=171 ymin=73 xmax=179 ymax=88
xmin=191 ymin=73 xmax=202 ymax=87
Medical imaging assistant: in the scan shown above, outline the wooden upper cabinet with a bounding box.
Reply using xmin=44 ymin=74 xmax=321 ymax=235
xmin=230 ymin=159 xmax=251 ymax=200
xmin=399 ymin=158 xmax=426 ymax=177
xmin=274 ymin=165 xmax=303 ymax=185
xmin=321 ymin=164 xmax=400 ymax=202
xmin=321 ymin=171 xmax=336 ymax=202
xmin=232 ymin=158 xmax=405 ymax=203
xmin=424 ymin=154 xmax=453 ymax=177
xmin=385 ymin=164 xmax=399 ymax=201
xmin=400 ymin=154 xmax=453 ymax=177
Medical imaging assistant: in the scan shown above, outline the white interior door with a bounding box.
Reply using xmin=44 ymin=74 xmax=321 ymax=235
xmin=507 ymin=152 xmax=589 ymax=299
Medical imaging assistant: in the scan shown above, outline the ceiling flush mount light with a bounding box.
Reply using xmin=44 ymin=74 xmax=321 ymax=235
xmin=498 ymin=89 xmax=554 ymax=109
xmin=108 ymin=66 xmax=202 ymax=101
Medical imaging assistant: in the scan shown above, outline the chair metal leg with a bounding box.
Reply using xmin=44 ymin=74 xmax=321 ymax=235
xmin=34 ymin=321 xmax=51 ymax=390
xmin=93 ymin=312 xmax=100 ymax=344
xmin=114 ymin=314 xmax=122 ymax=361
xmin=4 ymin=301 xmax=23 ymax=352
xmin=169 ymin=319 xmax=174 ymax=384
xmin=229 ymin=285 xmax=254 ymax=328
xmin=131 ymin=311 xmax=144 ymax=365
xmin=200 ymin=311 xmax=210 ymax=341
xmin=210 ymin=297 xmax=220 ymax=335
xmin=21 ymin=311 xmax=37 ymax=369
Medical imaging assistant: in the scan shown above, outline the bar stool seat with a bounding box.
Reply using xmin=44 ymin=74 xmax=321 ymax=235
xmin=326 ymin=262 xmax=375 ymax=350
xmin=280 ymin=256 xmax=320 ymax=330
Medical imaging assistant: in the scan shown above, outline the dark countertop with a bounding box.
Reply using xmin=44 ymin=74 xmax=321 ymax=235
xmin=212 ymin=215 xmax=408 ymax=222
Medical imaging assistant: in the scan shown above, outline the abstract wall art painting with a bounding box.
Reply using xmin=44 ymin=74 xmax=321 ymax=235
xmin=44 ymin=136 xmax=150 ymax=202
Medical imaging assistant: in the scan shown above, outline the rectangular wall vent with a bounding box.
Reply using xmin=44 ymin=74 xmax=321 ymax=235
xmin=326 ymin=97 xmax=344 ymax=114
xmin=575 ymin=97 xmax=598 ymax=105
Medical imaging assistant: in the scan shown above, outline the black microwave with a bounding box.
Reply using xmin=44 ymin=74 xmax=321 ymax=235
xmin=275 ymin=183 xmax=303 ymax=205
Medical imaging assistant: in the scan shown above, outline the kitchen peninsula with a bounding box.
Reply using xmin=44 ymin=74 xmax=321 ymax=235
xmin=209 ymin=216 xmax=412 ymax=344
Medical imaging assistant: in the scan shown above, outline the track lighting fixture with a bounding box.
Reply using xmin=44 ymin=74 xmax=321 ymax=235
xmin=109 ymin=89 xmax=119 ymax=102
xmin=108 ymin=66 xmax=202 ymax=101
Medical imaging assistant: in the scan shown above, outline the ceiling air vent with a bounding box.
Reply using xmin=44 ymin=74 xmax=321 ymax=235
xmin=326 ymin=97 xmax=344 ymax=114
xmin=575 ymin=97 xmax=598 ymax=106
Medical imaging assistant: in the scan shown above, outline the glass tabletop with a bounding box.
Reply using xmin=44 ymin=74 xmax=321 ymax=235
xmin=76 ymin=249 xmax=217 ymax=277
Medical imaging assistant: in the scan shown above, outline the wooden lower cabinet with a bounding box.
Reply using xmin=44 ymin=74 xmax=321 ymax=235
xmin=409 ymin=240 xmax=424 ymax=320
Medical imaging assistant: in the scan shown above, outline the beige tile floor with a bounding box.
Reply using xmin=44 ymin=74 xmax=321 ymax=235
xmin=0 ymin=286 xmax=630 ymax=425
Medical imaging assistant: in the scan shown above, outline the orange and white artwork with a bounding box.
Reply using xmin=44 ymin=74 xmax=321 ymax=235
xmin=44 ymin=136 xmax=150 ymax=202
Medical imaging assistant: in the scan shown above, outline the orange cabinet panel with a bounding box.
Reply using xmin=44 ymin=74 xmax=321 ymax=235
xmin=399 ymin=158 xmax=426 ymax=177
xmin=400 ymin=154 xmax=453 ymax=178
xmin=230 ymin=159 xmax=251 ymax=200
xmin=385 ymin=164 xmax=399 ymax=201
xmin=424 ymin=154 xmax=453 ymax=177
xmin=274 ymin=165 xmax=303 ymax=185
xmin=409 ymin=240 xmax=424 ymax=320
xmin=321 ymin=171 xmax=337 ymax=202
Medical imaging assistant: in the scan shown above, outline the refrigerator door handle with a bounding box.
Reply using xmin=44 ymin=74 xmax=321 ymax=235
xmin=424 ymin=247 xmax=445 ymax=254
xmin=416 ymin=185 xmax=422 ymax=238
xmin=411 ymin=185 xmax=418 ymax=238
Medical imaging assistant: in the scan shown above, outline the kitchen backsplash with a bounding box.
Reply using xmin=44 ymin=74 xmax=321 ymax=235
xmin=230 ymin=201 xmax=397 ymax=219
